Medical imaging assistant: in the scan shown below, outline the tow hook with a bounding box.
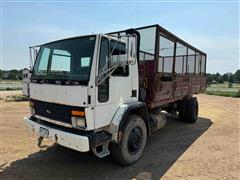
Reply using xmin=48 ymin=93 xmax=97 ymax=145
xmin=37 ymin=136 xmax=44 ymax=148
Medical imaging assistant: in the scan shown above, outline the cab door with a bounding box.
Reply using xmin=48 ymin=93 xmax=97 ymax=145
xmin=94 ymin=36 xmax=137 ymax=129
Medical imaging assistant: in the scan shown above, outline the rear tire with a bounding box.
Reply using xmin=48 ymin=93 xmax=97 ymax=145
xmin=185 ymin=98 xmax=198 ymax=123
xmin=110 ymin=114 xmax=147 ymax=166
xmin=178 ymin=97 xmax=198 ymax=123
xmin=178 ymin=99 xmax=187 ymax=121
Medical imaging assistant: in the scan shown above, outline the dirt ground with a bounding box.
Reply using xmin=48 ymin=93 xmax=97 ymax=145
xmin=0 ymin=91 xmax=239 ymax=180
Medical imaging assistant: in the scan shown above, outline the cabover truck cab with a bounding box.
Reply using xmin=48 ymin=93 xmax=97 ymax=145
xmin=24 ymin=24 xmax=207 ymax=166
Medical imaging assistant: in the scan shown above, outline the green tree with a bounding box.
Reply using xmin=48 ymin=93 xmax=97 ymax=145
xmin=222 ymin=73 xmax=229 ymax=82
xmin=7 ymin=72 xmax=18 ymax=80
xmin=0 ymin=70 xmax=3 ymax=80
xmin=215 ymin=72 xmax=220 ymax=79
xmin=206 ymin=73 xmax=214 ymax=83
xmin=228 ymin=74 xmax=234 ymax=83
xmin=234 ymin=69 xmax=240 ymax=82
xmin=217 ymin=76 xmax=224 ymax=83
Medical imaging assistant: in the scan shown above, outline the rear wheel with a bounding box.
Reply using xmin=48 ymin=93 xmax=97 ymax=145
xmin=185 ymin=98 xmax=198 ymax=123
xmin=178 ymin=99 xmax=187 ymax=121
xmin=110 ymin=114 xmax=147 ymax=166
xmin=178 ymin=97 xmax=198 ymax=123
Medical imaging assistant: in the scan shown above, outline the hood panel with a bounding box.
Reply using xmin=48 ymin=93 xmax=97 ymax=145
xmin=30 ymin=83 xmax=88 ymax=107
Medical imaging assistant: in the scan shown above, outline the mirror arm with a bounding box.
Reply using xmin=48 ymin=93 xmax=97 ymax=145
xmin=96 ymin=62 xmax=128 ymax=86
xmin=97 ymin=65 xmax=118 ymax=86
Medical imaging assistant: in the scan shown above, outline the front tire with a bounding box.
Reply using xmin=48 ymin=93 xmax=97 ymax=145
xmin=110 ymin=114 xmax=147 ymax=166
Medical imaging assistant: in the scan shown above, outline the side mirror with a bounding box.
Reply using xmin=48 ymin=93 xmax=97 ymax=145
xmin=29 ymin=46 xmax=39 ymax=69
xmin=111 ymin=54 xmax=128 ymax=65
xmin=127 ymin=35 xmax=137 ymax=65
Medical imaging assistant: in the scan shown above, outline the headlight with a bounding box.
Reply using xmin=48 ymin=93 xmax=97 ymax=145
xmin=71 ymin=110 xmax=86 ymax=128
xmin=71 ymin=116 xmax=86 ymax=128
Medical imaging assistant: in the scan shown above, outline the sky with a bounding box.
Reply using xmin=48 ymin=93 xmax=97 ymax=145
xmin=1 ymin=0 xmax=239 ymax=73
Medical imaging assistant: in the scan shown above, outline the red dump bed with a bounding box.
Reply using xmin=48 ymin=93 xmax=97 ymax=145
xmin=110 ymin=24 xmax=207 ymax=108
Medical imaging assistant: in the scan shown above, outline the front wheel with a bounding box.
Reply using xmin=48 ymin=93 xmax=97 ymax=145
xmin=110 ymin=114 xmax=147 ymax=166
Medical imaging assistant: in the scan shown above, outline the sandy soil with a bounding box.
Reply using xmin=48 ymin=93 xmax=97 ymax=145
xmin=0 ymin=92 xmax=239 ymax=179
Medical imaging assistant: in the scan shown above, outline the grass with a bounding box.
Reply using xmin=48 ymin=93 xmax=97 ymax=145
xmin=206 ymin=90 xmax=240 ymax=98
xmin=206 ymin=82 xmax=240 ymax=98
xmin=0 ymin=80 xmax=22 ymax=91
xmin=0 ymin=79 xmax=21 ymax=82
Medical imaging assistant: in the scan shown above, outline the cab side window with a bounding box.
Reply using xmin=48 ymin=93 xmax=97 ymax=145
xmin=98 ymin=37 xmax=109 ymax=103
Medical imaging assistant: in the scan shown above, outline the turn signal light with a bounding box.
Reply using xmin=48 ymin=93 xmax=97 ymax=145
xmin=71 ymin=110 xmax=85 ymax=117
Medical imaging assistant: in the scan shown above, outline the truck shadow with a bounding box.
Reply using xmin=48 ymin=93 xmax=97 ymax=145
xmin=0 ymin=116 xmax=212 ymax=180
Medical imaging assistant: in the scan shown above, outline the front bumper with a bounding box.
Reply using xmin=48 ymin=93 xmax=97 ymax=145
xmin=24 ymin=117 xmax=90 ymax=152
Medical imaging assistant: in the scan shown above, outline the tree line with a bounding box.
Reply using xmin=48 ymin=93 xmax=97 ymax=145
xmin=206 ymin=69 xmax=240 ymax=84
xmin=0 ymin=69 xmax=240 ymax=83
xmin=0 ymin=69 xmax=23 ymax=80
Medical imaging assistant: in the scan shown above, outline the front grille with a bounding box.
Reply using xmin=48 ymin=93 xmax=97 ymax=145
xmin=32 ymin=99 xmax=84 ymax=124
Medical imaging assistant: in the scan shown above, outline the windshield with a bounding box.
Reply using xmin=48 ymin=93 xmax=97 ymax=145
xmin=32 ymin=36 xmax=96 ymax=82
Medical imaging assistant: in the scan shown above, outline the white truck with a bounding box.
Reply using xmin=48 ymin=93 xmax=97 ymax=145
xmin=24 ymin=25 xmax=207 ymax=165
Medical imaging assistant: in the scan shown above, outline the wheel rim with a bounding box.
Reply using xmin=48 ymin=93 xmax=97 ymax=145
xmin=127 ymin=127 xmax=143 ymax=155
